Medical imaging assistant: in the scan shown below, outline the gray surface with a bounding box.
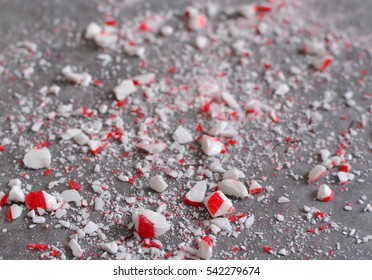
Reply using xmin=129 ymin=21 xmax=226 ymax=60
xmin=0 ymin=0 xmax=371 ymax=260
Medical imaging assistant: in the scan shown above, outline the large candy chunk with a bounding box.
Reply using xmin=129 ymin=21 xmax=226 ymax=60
xmin=218 ymin=179 xmax=248 ymax=198
xmin=132 ymin=208 xmax=171 ymax=238
xmin=317 ymin=184 xmax=334 ymax=202
xmin=204 ymin=191 xmax=234 ymax=218
xmin=25 ymin=191 xmax=57 ymax=211
xmin=184 ymin=181 xmax=207 ymax=207
xmin=308 ymin=165 xmax=326 ymax=184
xmin=196 ymin=236 xmax=213 ymax=260
xmin=23 ymin=148 xmax=51 ymax=169
xmin=199 ymin=135 xmax=224 ymax=156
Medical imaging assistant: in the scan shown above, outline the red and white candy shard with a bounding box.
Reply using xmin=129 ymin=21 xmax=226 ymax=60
xmin=184 ymin=181 xmax=207 ymax=207
xmin=61 ymin=65 xmax=92 ymax=87
xmin=173 ymin=125 xmax=193 ymax=144
xmin=337 ymin=171 xmax=348 ymax=185
xmin=23 ymin=148 xmax=51 ymax=169
xmin=25 ymin=191 xmax=57 ymax=211
xmin=113 ymin=79 xmax=137 ymax=101
xmin=9 ymin=185 xmax=25 ymax=203
xmin=137 ymin=142 xmax=167 ymax=154
xmin=7 ymin=204 xmax=23 ymax=221
xmin=308 ymin=165 xmax=327 ymax=184
xmin=312 ymin=56 xmax=333 ymax=72
xmin=149 ymin=175 xmax=168 ymax=193
xmin=124 ymin=43 xmax=145 ymax=57
xmin=218 ymin=179 xmax=248 ymax=198
xmin=196 ymin=236 xmax=213 ymax=260
xmin=132 ymin=208 xmax=171 ymax=238
xmin=132 ymin=73 xmax=156 ymax=86
xmin=199 ymin=135 xmax=224 ymax=156
xmin=248 ymin=180 xmax=263 ymax=195
xmin=68 ymin=239 xmax=83 ymax=258
xmin=317 ymin=184 xmax=334 ymax=202
xmin=339 ymin=163 xmax=350 ymax=173
xmin=204 ymin=190 xmax=235 ymax=218
xmin=185 ymin=7 xmax=207 ymax=32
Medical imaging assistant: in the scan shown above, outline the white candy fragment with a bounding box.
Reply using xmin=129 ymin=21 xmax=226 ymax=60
xmin=308 ymin=165 xmax=326 ymax=184
xmin=84 ymin=221 xmax=99 ymax=234
xmin=204 ymin=191 xmax=234 ymax=218
xmin=94 ymin=197 xmax=104 ymax=211
xmin=223 ymin=168 xmax=245 ymax=180
xmin=173 ymin=126 xmax=193 ymax=144
xmin=209 ymin=161 xmax=227 ymax=173
xmin=60 ymin=190 xmax=81 ymax=203
xmin=8 ymin=204 xmax=23 ymax=221
xmin=277 ymin=196 xmax=290 ymax=204
xmin=312 ymin=56 xmax=333 ymax=72
xmin=185 ymin=7 xmax=207 ymax=32
xmin=74 ymin=132 xmax=89 ymax=146
xmin=62 ymin=65 xmax=92 ymax=87
xmin=210 ymin=217 xmax=232 ymax=231
xmin=149 ymin=175 xmax=168 ymax=193
xmin=199 ymin=135 xmax=224 ymax=156
xmin=304 ymin=40 xmax=326 ymax=55
xmin=196 ymin=36 xmax=209 ymax=49
xmin=244 ymin=214 xmax=255 ymax=229
xmin=317 ymin=184 xmax=334 ymax=202
xmin=113 ymin=79 xmax=137 ymax=101
xmin=248 ymin=180 xmax=263 ymax=195
xmin=102 ymin=242 xmax=118 ymax=254
xmin=85 ymin=22 xmax=102 ymax=39
xmin=132 ymin=73 xmax=156 ymax=86
xmin=23 ymin=148 xmax=51 ymax=169
xmin=319 ymin=149 xmax=331 ymax=161
xmin=62 ymin=128 xmax=82 ymax=140
xmin=218 ymin=179 xmax=248 ymax=198
xmin=208 ymin=121 xmax=228 ymax=136
xmin=132 ymin=208 xmax=171 ymax=238
xmin=275 ymin=84 xmax=290 ymax=96
xmin=8 ymin=186 xmax=25 ymax=203
xmin=184 ymin=181 xmax=207 ymax=206
xmin=69 ymin=239 xmax=84 ymax=258
xmin=94 ymin=32 xmax=118 ymax=48
xmin=196 ymin=236 xmax=213 ymax=260
xmin=124 ymin=43 xmax=145 ymax=57
xmin=337 ymin=171 xmax=348 ymax=185
xmin=137 ymin=142 xmax=167 ymax=154
xmin=25 ymin=191 xmax=58 ymax=211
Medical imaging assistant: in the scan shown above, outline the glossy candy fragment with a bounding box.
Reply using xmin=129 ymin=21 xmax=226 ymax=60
xmin=132 ymin=208 xmax=171 ymax=238
xmin=184 ymin=181 xmax=207 ymax=206
xmin=23 ymin=148 xmax=51 ymax=169
xmin=25 ymin=191 xmax=57 ymax=211
xmin=317 ymin=184 xmax=334 ymax=202
xmin=218 ymin=179 xmax=248 ymax=198
xmin=204 ymin=191 xmax=234 ymax=218
xmin=248 ymin=180 xmax=263 ymax=195
xmin=149 ymin=175 xmax=168 ymax=193
xmin=62 ymin=65 xmax=92 ymax=87
xmin=308 ymin=165 xmax=327 ymax=184
xmin=199 ymin=135 xmax=224 ymax=156
xmin=196 ymin=236 xmax=213 ymax=260
xmin=7 ymin=204 xmax=23 ymax=221
xmin=173 ymin=126 xmax=193 ymax=144
xmin=113 ymin=79 xmax=137 ymax=101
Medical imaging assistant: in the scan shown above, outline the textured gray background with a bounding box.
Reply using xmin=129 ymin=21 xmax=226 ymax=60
xmin=0 ymin=0 xmax=371 ymax=260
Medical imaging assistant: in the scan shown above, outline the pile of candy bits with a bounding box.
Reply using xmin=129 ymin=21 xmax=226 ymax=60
xmin=0 ymin=0 xmax=371 ymax=260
